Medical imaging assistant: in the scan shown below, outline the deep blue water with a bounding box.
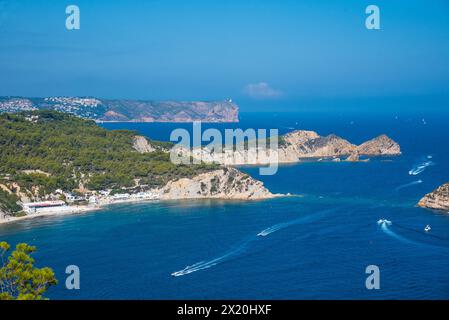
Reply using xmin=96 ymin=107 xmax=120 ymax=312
xmin=1 ymin=111 xmax=449 ymax=299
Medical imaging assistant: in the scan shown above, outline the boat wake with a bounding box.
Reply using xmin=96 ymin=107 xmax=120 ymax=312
xmin=172 ymin=209 xmax=333 ymax=277
xmin=395 ymin=180 xmax=423 ymax=192
xmin=257 ymin=211 xmax=327 ymax=237
xmin=378 ymin=219 xmax=417 ymax=245
xmin=409 ymin=158 xmax=434 ymax=176
xmin=171 ymin=239 xmax=254 ymax=277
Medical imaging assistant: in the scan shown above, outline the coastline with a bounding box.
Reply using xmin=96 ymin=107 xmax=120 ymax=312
xmin=96 ymin=119 xmax=239 ymax=123
xmin=0 ymin=204 xmax=100 ymax=226
xmin=0 ymin=193 xmax=284 ymax=226
xmin=0 ymin=195 xmax=169 ymax=226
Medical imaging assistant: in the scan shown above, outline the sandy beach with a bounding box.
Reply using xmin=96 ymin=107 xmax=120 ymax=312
xmin=0 ymin=196 xmax=166 ymax=226
xmin=0 ymin=205 xmax=100 ymax=225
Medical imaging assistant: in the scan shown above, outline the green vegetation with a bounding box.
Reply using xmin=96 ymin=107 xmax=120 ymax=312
xmin=0 ymin=110 xmax=219 ymax=198
xmin=0 ymin=189 xmax=22 ymax=215
xmin=278 ymin=135 xmax=287 ymax=147
xmin=0 ymin=242 xmax=57 ymax=300
xmin=210 ymin=177 xmax=219 ymax=193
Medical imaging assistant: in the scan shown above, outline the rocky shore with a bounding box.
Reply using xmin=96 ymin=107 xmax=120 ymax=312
xmin=179 ymin=130 xmax=401 ymax=165
xmin=418 ymin=182 xmax=449 ymax=212
xmin=160 ymin=167 xmax=277 ymax=200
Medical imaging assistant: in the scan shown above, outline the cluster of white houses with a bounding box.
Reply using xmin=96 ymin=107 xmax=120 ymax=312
xmin=22 ymin=190 xmax=160 ymax=214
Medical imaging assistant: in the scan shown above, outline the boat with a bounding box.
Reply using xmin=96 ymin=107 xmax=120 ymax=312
xmin=424 ymin=225 xmax=431 ymax=232
xmin=377 ymin=219 xmax=392 ymax=225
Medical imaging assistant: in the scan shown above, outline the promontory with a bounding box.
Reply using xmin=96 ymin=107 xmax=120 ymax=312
xmin=0 ymin=96 xmax=239 ymax=123
xmin=418 ymin=182 xmax=449 ymax=212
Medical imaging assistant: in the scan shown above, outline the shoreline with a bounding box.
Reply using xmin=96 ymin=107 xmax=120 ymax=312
xmin=0 ymin=196 xmax=166 ymax=226
xmin=0 ymin=194 xmax=284 ymax=226
xmin=0 ymin=204 xmax=100 ymax=226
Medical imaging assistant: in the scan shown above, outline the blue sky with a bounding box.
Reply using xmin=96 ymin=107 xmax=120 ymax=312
xmin=0 ymin=0 xmax=448 ymax=110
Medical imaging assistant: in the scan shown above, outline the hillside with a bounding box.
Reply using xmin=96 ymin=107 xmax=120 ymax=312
xmin=0 ymin=110 xmax=220 ymax=209
xmin=0 ymin=96 xmax=239 ymax=122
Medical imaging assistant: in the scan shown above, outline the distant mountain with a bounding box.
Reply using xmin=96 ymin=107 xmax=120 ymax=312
xmin=0 ymin=96 xmax=239 ymax=122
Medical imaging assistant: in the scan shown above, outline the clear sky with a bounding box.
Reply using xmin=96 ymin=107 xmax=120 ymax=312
xmin=1 ymin=0 xmax=449 ymax=111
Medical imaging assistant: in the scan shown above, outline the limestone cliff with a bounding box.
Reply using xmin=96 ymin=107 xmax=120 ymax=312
xmin=356 ymin=134 xmax=401 ymax=156
xmin=176 ymin=130 xmax=401 ymax=165
xmin=132 ymin=136 xmax=155 ymax=153
xmin=160 ymin=167 xmax=275 ymax=200
xmin=295 ymin=134 xmax=356 ymax=158
xmin=418 ymin=182 xmax=449 ymax=212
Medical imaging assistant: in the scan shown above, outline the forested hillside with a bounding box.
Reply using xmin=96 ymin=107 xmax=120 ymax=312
xmin=0 ymin=110 xmax=218 ymax=199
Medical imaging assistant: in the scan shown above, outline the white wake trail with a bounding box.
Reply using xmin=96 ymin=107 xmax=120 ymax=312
xmin=379 ymin=220 xmax=418 ymax=245
xmin=171 ymin=239 xmax=253 ymax=277
xmin=172 ymin=209 xmax=333 ymax=277
xmin=395 ymin=180 xmax=423 ymax=192
xmin=409 ymin=160 xmax=434 ymax=176
xmin=257 ymin=209 xmax=333 ymax=237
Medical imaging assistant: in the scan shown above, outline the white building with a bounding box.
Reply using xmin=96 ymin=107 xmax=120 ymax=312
xmin=89 ymin=196 xmax=98 ymax=204
xmin=23 ymin=200 xmax=67 ymax=214
xmin=112 ymin=193 xmax=130 ymax=200
xmin=130 ymin=192 xmax=160 ymax=200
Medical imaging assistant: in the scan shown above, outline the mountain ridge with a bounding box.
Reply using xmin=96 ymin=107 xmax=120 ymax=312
xmin=0 ymin=96 xmax=239 ymax=123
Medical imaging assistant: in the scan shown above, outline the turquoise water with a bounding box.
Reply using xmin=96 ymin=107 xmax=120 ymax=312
xmin=1 ymin=111 xmax=449 ymax=299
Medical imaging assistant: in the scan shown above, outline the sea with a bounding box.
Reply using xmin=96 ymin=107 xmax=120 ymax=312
xmin=1 ymin=110 xmax=449 ymax=299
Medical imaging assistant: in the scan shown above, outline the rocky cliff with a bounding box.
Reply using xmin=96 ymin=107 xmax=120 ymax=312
xmin=418 ymin=182 xmax=449 ymax=212
xmin=132 ymin=136 xmax=156 ymax=153
xmin=295 ymin=134 xmax=356 ymax=158
xmin=356 ymin=134 xmax=401 ymax=156
xmin=160 ymin=167 xmax=276 ymax=200
xmin=177 ymin=130 xmax=401 ymax=165
xmin=0 ymin=97 xmax=239 ymax=123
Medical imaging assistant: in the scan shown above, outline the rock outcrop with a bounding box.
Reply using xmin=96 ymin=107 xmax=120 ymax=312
xmin=418 ymin=182 xmax=449 ymax=212
xmin=295 ymin=134 xmax=356 ymax=158
xmin=160 ymin=167 xmax=275 ymax=200
xmin=345 ymin=152 xmax=360 ymax=162
xmin=356 ymin=134 xmax=401 ymax=156
xmin=176 ymin=130 xmax=401 ymax=166
xmin=132 ymin=136 xmax=155 ymax=153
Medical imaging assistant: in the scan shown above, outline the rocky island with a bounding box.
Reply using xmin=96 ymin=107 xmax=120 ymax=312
xmin=418 ymin=182 xmax=449 ymax=212
xmin=0 ymin=96 xmax=239 ymax=123
xmin=179 ymin=130 xmax=401 ymax=165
